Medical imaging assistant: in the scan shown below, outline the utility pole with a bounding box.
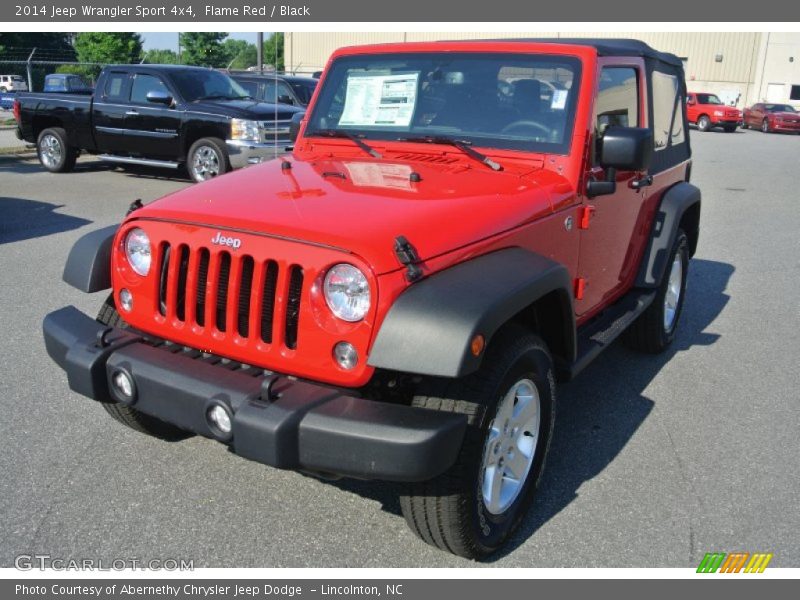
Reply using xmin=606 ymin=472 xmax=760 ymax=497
xmin=257 ymin=32 xmax=263 ymax=72
xmin=26 ymin=48 xmax=36 ymax=91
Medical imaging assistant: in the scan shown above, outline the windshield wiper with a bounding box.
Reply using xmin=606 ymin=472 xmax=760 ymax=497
xmin=306 ymin=129 xmax=382 ymax=159
xmin=397 ymin=136 xmax=503 ymax=171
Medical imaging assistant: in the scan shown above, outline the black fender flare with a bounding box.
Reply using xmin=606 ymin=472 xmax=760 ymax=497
xmin=367 ymin=248 xmax=575 ymax=378
xmin=636 ymin=181 xmax=701 ymax=288
xmin=62 ymin=224 xmax=118 ymax=293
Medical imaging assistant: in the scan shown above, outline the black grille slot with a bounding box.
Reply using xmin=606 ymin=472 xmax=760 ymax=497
xmin=175 ymin=245 xmax=189 ymax=322
xmin=284 ymin=266 xmax=303 ymax=350
xmin=260 ymin=260 xmax=278 ymax=343
xmin=215 ymin=252 xmax=231 ymax=332
xmin=237 ymin=256 xmax=255 ymax=338
xmin=195 ymin=248 xmax=210 ymax=326
xmin=158 ymin=243 xmax=171 ymax=316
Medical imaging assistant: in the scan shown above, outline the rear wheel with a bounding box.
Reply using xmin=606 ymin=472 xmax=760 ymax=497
xmin=696 ymin=115 xmax=711 ymax=132
xmin=624 ymin=230 xmax=689 ymax=353
xmin=37 ymin=127 xmax=77 ymax=173
xmin=96 ymin=295 xmax=193 ymax=441
xmin=187 ymin=137 xmax=229 ymax=183
xmin=399 ymin=326 xmax=556 ymax=559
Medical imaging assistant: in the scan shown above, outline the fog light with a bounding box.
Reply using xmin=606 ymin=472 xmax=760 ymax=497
xmin=333 ymin=342 xmax=358 ymax=370
xmin=119 ymin=288 xmax=133 ymax=312
xmin=112 ymin=370 xmax=134 ymax=399
xmin=208 ymin=404 xmax=232 ymax=434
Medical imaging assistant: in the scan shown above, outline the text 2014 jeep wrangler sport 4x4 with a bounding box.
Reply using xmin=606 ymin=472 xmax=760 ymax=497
xmin=43 ymin=39 xmax=700 ymax=559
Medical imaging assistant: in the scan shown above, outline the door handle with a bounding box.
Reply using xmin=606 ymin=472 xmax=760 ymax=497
xmin=630 ymin=174 xmax=653 ymax=190
xmin=125 ymin=110 xmax=139 ymax=116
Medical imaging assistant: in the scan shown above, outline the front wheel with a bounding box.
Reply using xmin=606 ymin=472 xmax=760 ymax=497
xmin=96 ymin=296 xmax=193 ymax=441
xmin=696 ymin=115 xmax=712 ymax=132
xmin=187 ymin=137 xmax=229 ymax=183
xmin=37 ymin=127 xmax=77 ymax=173
xmin=624 ymin=230 xmax=689 ymax=353
xmin=400 ymin=326 xmax=556 ymax=559
xmin=761 ymin=119 xmax=771 ymax=133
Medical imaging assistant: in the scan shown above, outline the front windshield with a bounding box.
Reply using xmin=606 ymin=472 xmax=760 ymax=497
xmin=764 ymin=104 xmax=795 ymax=113
xmin=170 ymin=69 xmax=251 ymax=102
xmin=696 ymin=93 xmax=723 ymax=105
xmin=306 ymin=52 xmax=581 ymax=154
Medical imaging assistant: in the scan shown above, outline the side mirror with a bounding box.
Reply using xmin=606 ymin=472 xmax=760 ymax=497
xmin=587 ymin=126 xmax=653 ymax=198
xmin=277 ymin=94 xmax=294 ymax=105
xmin=146 ymin=90 xmax=173 ymax=106
xmin=289 ymin=112 xmax=305 ymax=143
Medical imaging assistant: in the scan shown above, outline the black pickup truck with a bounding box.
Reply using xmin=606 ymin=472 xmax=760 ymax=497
xmin=15 ymin=64 xmax=304 ymax=182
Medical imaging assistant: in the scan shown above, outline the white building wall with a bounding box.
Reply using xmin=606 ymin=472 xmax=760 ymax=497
xmin=285 ymin=32 xmax=800 ymax=108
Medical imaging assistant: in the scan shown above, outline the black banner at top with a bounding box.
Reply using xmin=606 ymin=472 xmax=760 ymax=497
xmin=3 ymin=0 xmax=799 ymax=22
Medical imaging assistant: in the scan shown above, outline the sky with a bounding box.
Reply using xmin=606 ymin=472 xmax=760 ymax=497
xmin=139 ymin=32 xmax=264 ymax=51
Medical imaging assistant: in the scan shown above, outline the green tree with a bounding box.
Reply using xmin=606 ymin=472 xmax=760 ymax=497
xmin=222 ymin=39 xmax=252 ymax=69
xmin=73 ymin=32 xmax=142 ymax=64
xmin=262 ymin=33 xmax=284 ymax=71
xmin=144 ymin=48 xmax=179 ymax=64
xmin=179 ymin=32 xmax=228 ymax=68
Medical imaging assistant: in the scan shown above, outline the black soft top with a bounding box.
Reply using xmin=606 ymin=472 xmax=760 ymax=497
xmin=457 ymin=38 xmax=683 ymax=68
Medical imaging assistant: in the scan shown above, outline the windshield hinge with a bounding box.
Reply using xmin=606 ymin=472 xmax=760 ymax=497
xmin=394 ymin=236 xmax=423 ymax=282
xmin=126 ymin=198 xmax=143 ymax=216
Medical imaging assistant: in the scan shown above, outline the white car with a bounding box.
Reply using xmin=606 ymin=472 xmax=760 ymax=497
xmin=0 ymin=75 xmax=28 ymax=92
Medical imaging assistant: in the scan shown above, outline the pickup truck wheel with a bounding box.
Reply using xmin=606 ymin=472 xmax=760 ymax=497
xmin=188 ymin=137 xmax=229 ymax=183
xmin=624 ymin=230 xmax=689 ymax=353
xmin=399 ymin=326 xmax=555 ymax=559
xmin=696 ymin=115 xmax=711 ymax=132
xmin=37 ymin=127 xmax=77 ymax=173
xmin=741 ymin=118 xmax=749 ymax=129
xmin=761 ymin=119 xmax=770 ymax=133
xmin=95 ymin=295 xmax=193 ymax=441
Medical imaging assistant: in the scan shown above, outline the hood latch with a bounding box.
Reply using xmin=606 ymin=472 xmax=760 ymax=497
xmin=394 ymin=235 xmax=423 ymax=282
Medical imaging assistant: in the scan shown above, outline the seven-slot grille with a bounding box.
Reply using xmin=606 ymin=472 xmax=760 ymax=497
xmin=156 ymin=242 xmax=303 ymax=349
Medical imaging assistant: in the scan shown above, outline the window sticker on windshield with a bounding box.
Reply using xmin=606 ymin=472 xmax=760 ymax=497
xmin=551 ymin=89 xmax=568 ymax=110
xmin=339 ymin=73 xmax=419 ymax=127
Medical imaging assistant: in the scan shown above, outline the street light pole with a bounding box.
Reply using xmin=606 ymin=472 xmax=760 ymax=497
xmin=257 ymin=32 xmax=263 ymax=72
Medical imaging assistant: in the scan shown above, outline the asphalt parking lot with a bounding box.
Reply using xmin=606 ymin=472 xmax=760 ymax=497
xmin=1 ymin=129 xmax=798 ymax=568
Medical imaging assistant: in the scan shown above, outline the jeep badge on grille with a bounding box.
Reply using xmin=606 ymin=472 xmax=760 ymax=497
xmin=211 ymin=232 xmax=242 ymax=249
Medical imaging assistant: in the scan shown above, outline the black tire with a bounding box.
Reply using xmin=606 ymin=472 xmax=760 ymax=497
xmin=761 ymin=118 xmax=770 ymax=133
xmin=96 ymin=295 xmax=193 ymax=441
xmin=399 ymin=326 xmax=556 ymax=559
xmin=187 ymin=137 xmax=230 ymax=183
xmin=723 ymin=124 xmax=737 ymax=133
xmin=696 ymin=115 xmax=711 ymax=132
xmin=37 ymin=127 xmax=77 ymax=173
xmin=624 ymin=230 xmax=690 ymax=354
xmin=741 ymin=117 xmax=749 ymax=129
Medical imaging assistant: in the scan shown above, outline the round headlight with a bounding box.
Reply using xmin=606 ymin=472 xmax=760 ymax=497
xmin=124 ymin=228 xmax=151 ymax=276
xmin=323 ymin=264 xmax=371 ymax=322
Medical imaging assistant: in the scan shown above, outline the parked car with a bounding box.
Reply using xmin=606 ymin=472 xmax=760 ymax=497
xmin=228 ymin=72 xmax=318 ymax=107
xmin=0 ymin=74 xmax=27 ymax=92
xmin=742 ymin=102 xmax=800 ymax=133
xmin=43 ymin=39 xmax=700 ymax=559
xmin=14 ymin=64 xmax=304 ymax=182
xmin=0 ymin=91 xmax=15 ymax=110
xmin=43 ymin=73 xmax=93 ymax=94
xmin=686 ymin=92 xmax=741 ymax=132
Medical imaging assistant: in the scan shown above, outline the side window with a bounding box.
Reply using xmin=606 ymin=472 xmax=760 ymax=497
xmin=276 ymin=81 xmax=294 ymax=101
xmin=237 ymin=80 xmax=259 ymax=98
xmin=652 ymin=71 xmax=685 ymax=150
xmin=103 ymin=72 xmax=128 ymax=101
xmin=596 ymin=66 xmax=639 ymax=132
xmin=130 ymin=74 xmax=169 ymax=104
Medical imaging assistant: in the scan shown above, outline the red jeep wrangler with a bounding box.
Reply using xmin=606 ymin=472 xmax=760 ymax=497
xmin=44 ymin=39 xmax=700 ymax=559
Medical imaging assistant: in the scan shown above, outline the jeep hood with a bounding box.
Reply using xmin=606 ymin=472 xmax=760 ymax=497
xmin=134 ymin=156 xmax=572 ymax=275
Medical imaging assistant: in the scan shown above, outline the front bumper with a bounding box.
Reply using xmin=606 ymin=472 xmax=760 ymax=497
xmin=43 ymin=306 xmax=466 ymax=482
xmin=226 ymin=139 xmax=290 ymax=169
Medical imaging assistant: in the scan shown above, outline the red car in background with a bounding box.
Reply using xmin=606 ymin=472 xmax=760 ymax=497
xmin=686 ymin=92 xmax=741 ymax=132
xmin=743 ymin=103 xmax=800 ymax=134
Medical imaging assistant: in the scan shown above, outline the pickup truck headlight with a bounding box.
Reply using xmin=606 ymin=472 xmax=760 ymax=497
xmin=124 ymin=228 xmax=151 ymax=276
xmin=230 ymin=118 xmax=262 ymax=142
xmin=324 ymin=264 xmax=371 ymax=322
